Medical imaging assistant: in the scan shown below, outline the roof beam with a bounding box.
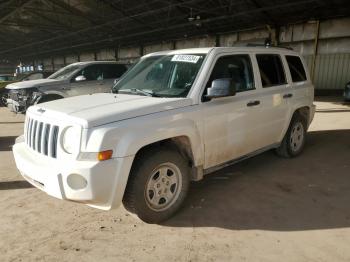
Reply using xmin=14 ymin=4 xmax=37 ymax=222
xmin=0 ymin=0 xmax=324 ymax=57
xmin=0 ymin=0 xmax=36 ymax=24
xmin=100 ymin=0 xmax=155 ymax=30
xmin=12 ymin=0 xmax=321 ymax=58
xmin=246 ymin=0 xmax=278 ymax=26
xmin=47 ymin=0 xmax=98 ymax=25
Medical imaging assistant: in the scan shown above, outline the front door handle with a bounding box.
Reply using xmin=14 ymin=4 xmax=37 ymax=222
xmin=247 ymin=100 xmax=260 ymax=107
xmin=283 ymin=93 xmax=293 ymax=99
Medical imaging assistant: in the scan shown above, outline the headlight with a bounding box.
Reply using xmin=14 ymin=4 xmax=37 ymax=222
xmin=61 ymin=126 xmax=81 ymax=154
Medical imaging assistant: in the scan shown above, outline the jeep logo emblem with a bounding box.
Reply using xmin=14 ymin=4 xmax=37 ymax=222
xmin=37 ymin=108 xmax=45 ymax=113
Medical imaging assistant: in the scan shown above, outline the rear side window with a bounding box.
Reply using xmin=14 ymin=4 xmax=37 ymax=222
xmin=256 ymin=54 xmax=286 ymax=87
xmin=286 ymin=56 xmax=307 ymax=82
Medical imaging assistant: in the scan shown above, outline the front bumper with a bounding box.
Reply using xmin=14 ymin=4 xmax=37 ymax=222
xmin=6 ymin=98 xmax=24 ymax=113
xmin=13 ymin=140 xmax=134 ymax=210
xmin=6 ymin=89 xmax=40 ymax=113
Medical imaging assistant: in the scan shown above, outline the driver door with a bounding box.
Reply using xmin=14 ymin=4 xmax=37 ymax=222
xmin=68 ymin=64 xmax=105 ymax=96
xmin=200 ymin=54 xmax=259 ymax=169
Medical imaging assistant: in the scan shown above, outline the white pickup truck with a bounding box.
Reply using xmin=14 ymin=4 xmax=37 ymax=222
xmin=13 ymin=47 xmax=315 ymax=223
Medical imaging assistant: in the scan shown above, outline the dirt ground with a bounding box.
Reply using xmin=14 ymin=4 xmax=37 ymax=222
xmin=0 ymin=97 xmax=350 ymax=262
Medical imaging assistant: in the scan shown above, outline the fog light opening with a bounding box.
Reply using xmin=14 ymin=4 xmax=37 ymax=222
xmin=67 ymin=174 xmax=88 ymax=190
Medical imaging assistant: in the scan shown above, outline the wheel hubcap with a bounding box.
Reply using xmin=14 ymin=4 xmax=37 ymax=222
xmin=290 ymin=122 xmax=304 ymax=152
xmin=145 ymin=163 xmax=182 ymax=211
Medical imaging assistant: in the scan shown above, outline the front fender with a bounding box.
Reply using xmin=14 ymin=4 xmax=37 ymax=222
xmin=85 ymin=116 xmax=204 ymax=167
xmin=118 ymin=120 xmax=203 ymax=166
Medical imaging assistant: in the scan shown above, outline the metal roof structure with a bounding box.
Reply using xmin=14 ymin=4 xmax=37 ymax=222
xmin=0 ymin=0 xmax=349 ymax=61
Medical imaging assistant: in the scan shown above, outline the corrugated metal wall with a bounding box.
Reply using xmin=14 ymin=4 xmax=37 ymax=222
xmin=26 ymin=16 xmax=349 ymax=93
xmin=304 ymin=53 xmax=350 ymax=90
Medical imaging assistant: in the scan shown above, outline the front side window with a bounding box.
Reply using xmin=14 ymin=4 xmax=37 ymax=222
xmin=203 ymin=55 xmax=255 ymax=98
xmin=286 ymin=55 xmax=307 ymax=82
xmin=256 ymin=54 xmax=286 ymax=87
xmin=76 ymin=65 xmax=104 ymax=81
xmin=113 ymin=54 xmax=206 ymax=97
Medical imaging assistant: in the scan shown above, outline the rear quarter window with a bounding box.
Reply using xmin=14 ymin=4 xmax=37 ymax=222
xmin=286 ymin=55 xmax=307 ymax=82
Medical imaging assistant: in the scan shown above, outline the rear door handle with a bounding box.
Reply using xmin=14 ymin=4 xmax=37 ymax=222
xmin=283 ymin=93 xmax=293 ymax=99
xmin=247 ymin=100 xmax=260 ymax=107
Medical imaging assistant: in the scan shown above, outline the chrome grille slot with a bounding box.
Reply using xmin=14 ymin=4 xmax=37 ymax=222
xmin=25 ymin=117 xmax=59 ymax=158
xmin=51 ymin=126 xmax=59 ymax=158
xmin=37 ymin=123 xmax=43 ymax=153
xmin=33 ymin=120 xmax=39 ymax=151
xmin=43 ymin=124 xmax=50 ymax=156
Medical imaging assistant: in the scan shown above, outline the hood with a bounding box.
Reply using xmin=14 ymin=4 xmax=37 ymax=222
xmin=28 ymin=93 xmax=193 ymax=128
xmin=5 ymin=78 xmax=64 ymax=90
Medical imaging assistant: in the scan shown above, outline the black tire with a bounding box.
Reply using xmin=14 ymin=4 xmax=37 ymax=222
xmin=276 ymin=114 xmax=307 ymax=158
xmin=123 ymin=147 xmax=190 ymax=223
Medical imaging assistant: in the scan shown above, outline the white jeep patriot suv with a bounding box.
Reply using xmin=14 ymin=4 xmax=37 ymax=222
xmin=12 ymin=47 xmax=315 ymax=223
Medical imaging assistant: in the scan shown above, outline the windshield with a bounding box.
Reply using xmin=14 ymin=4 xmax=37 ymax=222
xmin=48 ymin=64 xmax=81 ymax=80
xmin=112 ymin=54 xmax=206 ymax=97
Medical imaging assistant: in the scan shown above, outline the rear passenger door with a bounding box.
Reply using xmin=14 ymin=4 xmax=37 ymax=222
xmin=253 ymin=54 xmax=292 ymax=145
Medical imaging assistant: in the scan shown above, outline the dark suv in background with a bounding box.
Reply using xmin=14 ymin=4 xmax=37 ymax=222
xmin=6 ymin=61 xmax=128 ymax=113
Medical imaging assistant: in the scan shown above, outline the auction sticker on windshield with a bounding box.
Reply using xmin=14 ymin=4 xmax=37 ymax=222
xmin=171 ymin=55 xmax=201 ymax=63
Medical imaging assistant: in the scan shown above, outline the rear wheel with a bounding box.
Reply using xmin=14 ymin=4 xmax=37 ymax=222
xmin=276 ymin=114 xmax=307 ymax=158
xmin=123 ymin=147 xmax=190 ymax=223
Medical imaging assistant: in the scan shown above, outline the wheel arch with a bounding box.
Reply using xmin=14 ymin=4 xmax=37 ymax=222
xmin=292 ymin=106 xmax=310 ymax=126
xmin=279 ymin=105 xmax=310 ymax=144
xmin=132 ymin=135 xmax=203 ymax=181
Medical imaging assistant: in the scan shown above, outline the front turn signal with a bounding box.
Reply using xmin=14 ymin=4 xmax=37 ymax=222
xmin=97 ymin=150 xmax=113 ymax=161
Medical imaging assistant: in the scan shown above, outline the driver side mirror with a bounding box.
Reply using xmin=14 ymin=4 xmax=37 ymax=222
xmin=113 ymin=78 xmax=120 ymax=85
xmin=75 ymin=75 xmax=86 ymax=82
xmin=206 ymin=78 xmax=236 ymax=99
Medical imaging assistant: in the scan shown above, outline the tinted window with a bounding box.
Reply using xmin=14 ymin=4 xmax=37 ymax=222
xmin=102 ymin=64 xmax=127 ymax=79
xmin=78 ymin=65 xmax=103 ymax=81
xmin=286 ymin=56 xmax=307 ymax=82
xmin=256 ymin=54 xmax=286 ymax=87
xmin=204 ymin=55 xmax=254 ymax=97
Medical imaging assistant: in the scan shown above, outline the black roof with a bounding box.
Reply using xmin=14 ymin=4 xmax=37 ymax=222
xmin=0 ymin=0 xmax=349 ymax=61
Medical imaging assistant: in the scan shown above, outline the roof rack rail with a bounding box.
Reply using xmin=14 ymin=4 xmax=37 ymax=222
xmin=245 ymin=43 xmax=293 ymax=50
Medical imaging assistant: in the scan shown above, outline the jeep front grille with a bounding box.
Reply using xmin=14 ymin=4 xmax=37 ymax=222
xmin=25 ymin=117 xmax=59 ymax=158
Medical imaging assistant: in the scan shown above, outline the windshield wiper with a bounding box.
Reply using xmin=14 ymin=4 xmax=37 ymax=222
xmin=117 ymin=88 xmax=160 ymax=97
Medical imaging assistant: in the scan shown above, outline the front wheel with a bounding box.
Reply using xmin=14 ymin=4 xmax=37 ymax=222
xmin=276 ymin=115 xmax=307 ymax=158
xmin=123 ymin=147 xmax=190 ymax=223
